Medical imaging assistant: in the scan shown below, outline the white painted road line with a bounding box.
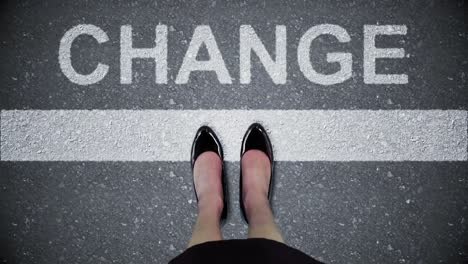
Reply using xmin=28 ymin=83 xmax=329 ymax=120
xmin=1 ymin=110 xmax=466 ymax=161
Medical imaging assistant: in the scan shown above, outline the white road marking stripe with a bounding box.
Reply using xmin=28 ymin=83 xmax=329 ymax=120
xmin=1 ymin=110 xmax=466 ymax=161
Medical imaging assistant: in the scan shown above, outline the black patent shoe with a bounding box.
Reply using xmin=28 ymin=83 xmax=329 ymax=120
xmin=239 ymin=123 xmax=274 ymax=223
xmin=191 ymin=126 xmax=227 ymax=222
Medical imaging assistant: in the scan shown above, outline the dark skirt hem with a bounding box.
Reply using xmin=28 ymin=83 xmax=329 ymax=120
xmin=169 ymin=238 xmax=324 ymax=264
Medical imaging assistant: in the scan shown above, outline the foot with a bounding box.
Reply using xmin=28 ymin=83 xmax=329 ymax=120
xmin=241 ymin=149 xmax=271 ymax=220
xmin=193 ymin=151 xmax=224 ymax=217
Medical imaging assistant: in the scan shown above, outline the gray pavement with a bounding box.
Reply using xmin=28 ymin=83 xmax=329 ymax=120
xmin=1 ymin=0 xmax=467 ymax=263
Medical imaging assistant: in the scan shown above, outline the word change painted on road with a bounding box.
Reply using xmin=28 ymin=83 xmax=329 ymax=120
xmin=59 ymin=24 xmax=408 ymax=86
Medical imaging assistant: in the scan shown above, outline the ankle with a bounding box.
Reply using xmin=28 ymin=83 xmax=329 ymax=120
xmin=243 ymin=192 xmax=270 ymax=219
xmin=198 ymin=194 xmax=224 ymax=218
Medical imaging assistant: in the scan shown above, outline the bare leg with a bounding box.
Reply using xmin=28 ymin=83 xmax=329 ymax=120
xmin=188 ymin=151 xmax=224 ymax=247
xmin=242 ymin=150 xmax=284 ymax=242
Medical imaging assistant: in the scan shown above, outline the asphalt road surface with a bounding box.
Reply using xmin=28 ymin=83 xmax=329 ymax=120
xmin=1 ymin=0 xmax=467 ymax=263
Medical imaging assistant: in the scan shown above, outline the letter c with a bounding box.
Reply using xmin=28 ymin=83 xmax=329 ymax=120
xmin=59 ymin=24 xmax=109 ymax=85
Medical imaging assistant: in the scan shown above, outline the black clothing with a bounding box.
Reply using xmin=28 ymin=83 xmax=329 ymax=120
xmin=169 ymin=238 xmax=324 ymax=264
